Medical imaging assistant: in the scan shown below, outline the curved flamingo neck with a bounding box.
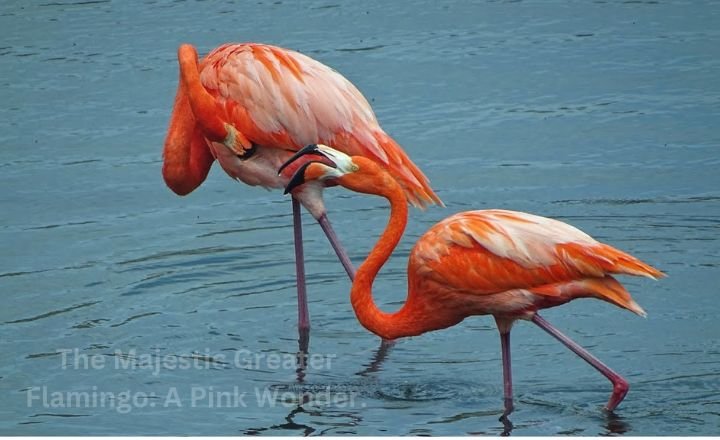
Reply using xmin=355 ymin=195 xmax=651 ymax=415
xmin=162 ymin=82 xmax=215 ymax=195
xmin=177 ymin=44 xmax=228 ymax=142
xmin=350 ymin=174 xmax=426 ymax=340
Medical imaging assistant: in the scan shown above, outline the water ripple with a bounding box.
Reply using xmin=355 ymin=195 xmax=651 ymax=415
xmin=4 ymin=301 xmax=100 ymax=325
xmin=109 ymin=312 xmax=161 ymax=328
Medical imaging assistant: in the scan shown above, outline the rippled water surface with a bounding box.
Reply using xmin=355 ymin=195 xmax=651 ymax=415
xmin=2 ymin=0 xmax=719 ymax=435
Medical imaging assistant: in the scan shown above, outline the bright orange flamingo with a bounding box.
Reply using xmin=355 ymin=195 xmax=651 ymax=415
xmin=282 ymin=145 xmax=664 ymax=416
xmin=162 ymin=43 xmax=442 ymax=334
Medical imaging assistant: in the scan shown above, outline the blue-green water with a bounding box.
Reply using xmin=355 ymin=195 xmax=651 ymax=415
xmin=1 ymin=0 xmax=719 ymax=435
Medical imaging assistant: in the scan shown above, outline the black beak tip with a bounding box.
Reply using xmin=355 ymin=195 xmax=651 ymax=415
xmin=283 ymin=161 xmax=314 ymax=195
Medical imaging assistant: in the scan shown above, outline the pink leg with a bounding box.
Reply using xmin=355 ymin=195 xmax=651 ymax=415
xmin=316 ymin=213 xmax=356 ymax=280
xmin=532 ymin=314 xmax=629 ymax=411
xmin=499 ymin=330 xmax=514 ymax=419
xmin=292 ymin=197 xmax=310 ymax=332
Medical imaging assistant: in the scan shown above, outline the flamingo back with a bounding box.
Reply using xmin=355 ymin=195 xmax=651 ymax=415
xmin=409 ymin=210 xmax=663 ymax=315
xmin=198 ymin=43 xmax=441 ymax=207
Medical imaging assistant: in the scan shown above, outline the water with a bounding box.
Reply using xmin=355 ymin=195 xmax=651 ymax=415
xmin=1 ymin=0 xmax=719 ymax=435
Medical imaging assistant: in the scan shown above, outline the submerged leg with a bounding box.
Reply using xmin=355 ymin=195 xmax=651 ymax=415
xmin=531 ymin=314 xmax=629 ymax=411
xmin=316 ymin=213 xmax=356 ymax=280
xmin=292 ymin=197 xmax=310 ymax=332
xmin=296 ymin=326 xmax=310 ymax=383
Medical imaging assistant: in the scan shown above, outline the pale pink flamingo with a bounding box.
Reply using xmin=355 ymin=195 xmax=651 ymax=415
xmin=162 ymin=43 xmax=442 ymax=335
xmin=281 ymin=144 xmax=664 ymax=416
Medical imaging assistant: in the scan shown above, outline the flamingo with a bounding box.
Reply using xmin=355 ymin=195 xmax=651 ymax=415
xmin=161 ymin=43 xmax=442 ymax=337
xmin=281 ymin=144 xmax=664 ymax=416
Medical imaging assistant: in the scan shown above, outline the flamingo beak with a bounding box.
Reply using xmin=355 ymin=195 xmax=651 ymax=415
xmin=280 ymin=144 xmax=335 ymax=195
xmin=279 ymin=144 xmax=355 ymax=195
xmin=277 ymin=144 xmax=325 ymax=176
xmin=283 ymin=161 xmax=320 ymax=195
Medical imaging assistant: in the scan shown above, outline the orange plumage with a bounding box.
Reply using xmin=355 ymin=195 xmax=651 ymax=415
xmin=280 ymin=147 xmax=665 ymax=414
xmin=161 ymin=43 xmax=443 ymax=334
xmin=409 ymin=210 xmax=662 ymax=320
xmin=162 ymin=43 xmax=441 ymax=209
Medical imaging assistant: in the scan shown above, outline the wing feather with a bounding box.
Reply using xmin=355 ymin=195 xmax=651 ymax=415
xmin=410 ymin=209 xmax=663 ymax=297
xmin=196 ymin=43 xmax=440 ymax=207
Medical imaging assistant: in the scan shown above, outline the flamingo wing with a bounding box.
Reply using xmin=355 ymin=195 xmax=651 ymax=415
xmin=409 ymin=209 xmax=663 ymax=314
xmin=198 ymin=43 xmax=440 ymax=207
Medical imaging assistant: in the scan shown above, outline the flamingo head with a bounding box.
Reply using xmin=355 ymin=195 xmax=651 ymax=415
xmin=279 ymin=144 xmax=390 ymax=196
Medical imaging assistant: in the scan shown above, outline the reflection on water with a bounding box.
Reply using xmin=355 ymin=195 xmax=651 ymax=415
xmin=604 ymin=412 xmax=632 ymax=436
xmin=355 ymin=339 xmax=395 ymax=377
xmin=1 ymin=0 xmax=719 ymax=436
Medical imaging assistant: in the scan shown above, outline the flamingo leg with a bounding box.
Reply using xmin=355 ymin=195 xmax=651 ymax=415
xmin=316 ymin=213 xmax=356 ymax=279
xmin=531 ymin=313 xmax=630 ymax=411
xmin=292 ymin=197 xmax=310 ymax=332
xmin=499 ymin=330 xmax=514 ymax=419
